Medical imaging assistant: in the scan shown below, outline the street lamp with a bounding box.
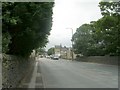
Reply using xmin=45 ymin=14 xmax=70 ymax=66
xmin=66 ymin=28 xmax=74 ymax=61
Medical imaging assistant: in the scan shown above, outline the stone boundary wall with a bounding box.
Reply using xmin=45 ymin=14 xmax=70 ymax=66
xmin=76 ymin=56 xmax=118 ymax=65
xmin=2 ymin=54 xmax=35 ymax=88
xmin=0 ymin=54 xmax=2 ymax=89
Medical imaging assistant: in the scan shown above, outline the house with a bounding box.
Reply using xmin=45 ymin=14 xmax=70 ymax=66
xmin=54 ymin=45 xmax=76 ymax=60
xmin=54 ymin=45 xmax=61 ymax=57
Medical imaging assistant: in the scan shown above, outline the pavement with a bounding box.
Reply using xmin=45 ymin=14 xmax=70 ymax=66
xmin=19 ymin=58 xmax=118 ymax=88
xmin=19 ymin=60 xmax=44 ymax=88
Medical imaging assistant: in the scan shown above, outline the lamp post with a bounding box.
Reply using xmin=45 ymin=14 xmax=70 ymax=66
xmin=60 ymin=44 xmax=62 ymax=58
xmin=66 ymin=28 xmax=74 ymax=61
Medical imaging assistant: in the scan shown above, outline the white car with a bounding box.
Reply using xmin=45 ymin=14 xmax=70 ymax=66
xmin=46 ymin=55 xmax=50 ymax=59
xmin=52 ymin=55 xmax=59 ymax=60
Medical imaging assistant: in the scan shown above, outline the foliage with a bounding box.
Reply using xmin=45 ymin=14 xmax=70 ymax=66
xmin=2 ymin=32 xmax=11 ymax=53
xmin=73 ymin=1 xmax=120 ymax=56
xmin=72 ymin=24 xmax=105 ymax=56
xmin=2 ymin=2 xmax=54 ymax=57
xmin=97 ymin=1 xmax=120 ymax=55
xmin=36 ymin=48 xmax=46 ymax=55
xmin=92 ymin=15 xmax=119 ymax=56
xmin=47 ymin=48 xmax=54 ymax=55
xmin=99 ymin=1 xmax=120 ymax=16
xmin=73 ymin=24 xmax=93 ymax=55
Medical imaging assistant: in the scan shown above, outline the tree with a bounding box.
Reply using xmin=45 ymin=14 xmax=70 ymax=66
xmin=72 ymin=1 xmax=120 ymax=56
xmin=2 ymin=2 xmax=54 ymax=57
xmin=96 ymin=1 xmax=120 ymax=55
xmin=92 ymin=15 xmax=119 ymax=56
xmin=47 ymin=48 xmax=54 ymax=55
xmin=2 ymin=32 xmax=11 ymax=53
xmin=72 ymin=24 xmax=99 ymax=56
xmin=36 ymin=48 xmax=46 ymax=55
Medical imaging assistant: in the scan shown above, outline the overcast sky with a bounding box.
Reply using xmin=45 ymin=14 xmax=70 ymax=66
xmin=45 ymin=0 xmax=102 ymax=50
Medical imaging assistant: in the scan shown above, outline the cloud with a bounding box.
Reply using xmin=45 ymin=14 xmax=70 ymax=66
xmin=46 ymin=0 xmax=102 ymax=50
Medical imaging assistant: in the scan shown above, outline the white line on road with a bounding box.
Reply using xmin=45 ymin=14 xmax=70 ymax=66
xmin=28 ymin=61 xmax=38 ymax=88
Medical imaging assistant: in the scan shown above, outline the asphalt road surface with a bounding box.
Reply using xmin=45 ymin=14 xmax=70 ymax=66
xmin=38 ymin=58 xmax=118 ymax=88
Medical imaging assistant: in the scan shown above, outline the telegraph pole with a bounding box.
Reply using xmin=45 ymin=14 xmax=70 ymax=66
xmin=60 ymin=44 xmax=62 ymax=58
xmin=71 ymin=28 xmax=73 ymax=61
xmin=66 ymin=28 xmax=74 ymax=61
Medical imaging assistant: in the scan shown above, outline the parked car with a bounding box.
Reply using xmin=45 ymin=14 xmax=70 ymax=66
xmin=51 ymin=55 xmax=59 ymax=60
xmin=50 ymin=55 xmax=53 ymax=59
xmin=46 ymin=55 xmax=50 ymax=59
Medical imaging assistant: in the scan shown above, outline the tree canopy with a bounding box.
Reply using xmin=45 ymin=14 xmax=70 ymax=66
xmin=2 ymin=2 xmax=54 ymax=57
xmin=72 ymin=1 xmax=120 ymax=56
xmin=47 ymin=48 xmax=54 ymax=55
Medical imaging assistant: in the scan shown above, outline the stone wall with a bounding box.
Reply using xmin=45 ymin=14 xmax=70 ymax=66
xmin=2 ymin=54 xmax=35 ymax=88
xmin=76 ymin=56 xmax=118 ymax=65
xmin=0 ymin=54 xmax=2 ymax=89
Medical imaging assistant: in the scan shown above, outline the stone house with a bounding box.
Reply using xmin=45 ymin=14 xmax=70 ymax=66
xmin=54 ymin=45 xmax=76 ymax=60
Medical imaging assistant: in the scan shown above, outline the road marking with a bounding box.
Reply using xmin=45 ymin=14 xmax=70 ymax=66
xmin=28 ymin=61 xmax=38 ymax=88
xmin=38 ymin=60 xmax=46 ymax=88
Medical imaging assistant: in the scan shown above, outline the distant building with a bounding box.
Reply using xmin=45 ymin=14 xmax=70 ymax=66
xmin=54 ymin=45 xmax=76 ymax=60
xmin=54 ymin=45 xmax=61 ymax=57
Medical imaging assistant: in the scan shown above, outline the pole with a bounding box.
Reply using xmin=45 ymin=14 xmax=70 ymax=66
xmin=66 ymin=28 xmax=74 ymax=61
xmin=71 ymin=28 xmax=73 ymax=61
xmin=60 ymin=44 xmax=62 ymax=58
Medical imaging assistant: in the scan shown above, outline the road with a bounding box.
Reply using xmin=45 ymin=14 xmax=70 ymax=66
xmin=38 ymin=58 xmax=118 ymax=88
